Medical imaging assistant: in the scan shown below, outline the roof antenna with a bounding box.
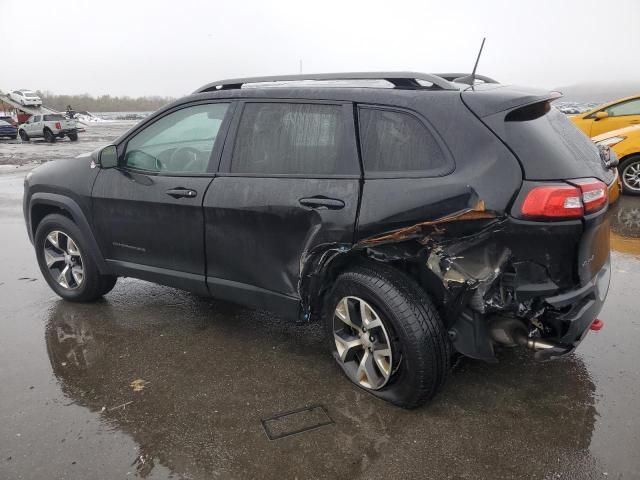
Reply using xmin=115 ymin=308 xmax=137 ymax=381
xmin=455 ymin=37 xmax=486 ymax=86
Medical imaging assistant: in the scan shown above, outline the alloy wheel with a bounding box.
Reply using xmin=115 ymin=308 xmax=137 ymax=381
xmin=43 ymin=231 xmax=84 ymax=289
xmin=622 ymin=160 xmax=640 ymax=192
xmin=333 ymin=296 xmax=393 ymax=390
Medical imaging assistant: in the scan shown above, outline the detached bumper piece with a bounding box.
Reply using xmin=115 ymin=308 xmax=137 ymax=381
xmin=535 ymin=260 xmax=611 ymax=361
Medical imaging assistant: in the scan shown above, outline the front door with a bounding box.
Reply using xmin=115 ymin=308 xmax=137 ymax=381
xmin=203 ymin=101 xmax=360 ymax=317
xmin=92 ymin=102 xmax=232 ymax=294
xmin=590 ymin=97 xmax=640 ymax=137
xmin=25 ymin=115 xmax=40 ymax=137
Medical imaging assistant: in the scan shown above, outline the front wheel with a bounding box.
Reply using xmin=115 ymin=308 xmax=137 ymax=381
xmin=19 ymin=130 xmax=29 ymax=142
xmin=620 ymin=155 xmax=640 ymax=196
xmin=35 ymin=214 xmax=117 ymax=302
xmin=325 ymin=263 xmax=451 ymax=408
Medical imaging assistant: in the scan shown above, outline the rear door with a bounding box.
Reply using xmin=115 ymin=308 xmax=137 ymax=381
xmin=203 ymin=100 xmax=360 ymax=316
xmin=92 ymin=102 xmax=233 ymax=294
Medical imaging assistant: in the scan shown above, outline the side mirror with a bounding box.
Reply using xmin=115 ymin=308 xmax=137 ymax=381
xmin=595 ymin=111 xmax=609 ymax=120
xmin=98 ymin=145 xmax=118 ymax=169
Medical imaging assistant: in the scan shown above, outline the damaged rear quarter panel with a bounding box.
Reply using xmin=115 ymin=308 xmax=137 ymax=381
xmin=356 ymin=94 xmax=523 ymax=242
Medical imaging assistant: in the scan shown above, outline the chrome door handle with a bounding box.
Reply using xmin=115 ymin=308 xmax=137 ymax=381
xmin=166 ymin=188 xmax=197 ymax=198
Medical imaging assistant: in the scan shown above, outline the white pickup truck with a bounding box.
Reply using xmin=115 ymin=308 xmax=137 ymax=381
xmin=18 ymin=113 xmax=79 ymax=143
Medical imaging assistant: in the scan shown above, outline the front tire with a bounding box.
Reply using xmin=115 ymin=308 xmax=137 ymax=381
xmin=325 ymin=263 xmax=451 ymax=408
xmin=19 ymin=130 xmax=29 ymax=142
xmin=620 ymin=155 xmax=640 ymax=196
xmin=35 ymin=214 xmax=117 ymax=302
xmin=44 ymin=128 xmax=56 ymax=143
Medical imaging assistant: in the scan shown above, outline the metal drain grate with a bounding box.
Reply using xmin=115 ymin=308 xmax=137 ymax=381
xmin=261 ymin=404 xmax=334 ymax=440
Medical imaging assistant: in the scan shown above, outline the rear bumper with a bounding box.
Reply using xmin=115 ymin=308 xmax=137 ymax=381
xmin=536 ymin=257 xmax=611 ymax=360
xmin=57 ymin=129 xmax=77 ymax=135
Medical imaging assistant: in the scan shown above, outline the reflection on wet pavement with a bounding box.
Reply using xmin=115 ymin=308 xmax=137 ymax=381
xmin=1 ymin=172 xmax=639 ymax=479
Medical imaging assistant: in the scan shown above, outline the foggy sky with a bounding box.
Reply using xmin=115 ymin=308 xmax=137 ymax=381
xmin=1 ymin=0 xmax=639 ymax=98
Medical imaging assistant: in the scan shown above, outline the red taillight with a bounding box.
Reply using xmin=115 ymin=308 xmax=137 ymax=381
xmin=55 ymin=122 xmax=61 ymax=129
xmin=521 ymin=185 xmax=583 ymax=219
xmin=571 ymin=178 xmax=608 ymax=214
xmin=521 ymin=178 xmax=608 ymax=219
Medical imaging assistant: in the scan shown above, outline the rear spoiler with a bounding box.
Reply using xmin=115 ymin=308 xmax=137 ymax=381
xmin=461 ymin=84 xmax=562 ymax=118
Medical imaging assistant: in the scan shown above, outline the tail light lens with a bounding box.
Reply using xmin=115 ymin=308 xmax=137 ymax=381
xmin=521 ymin=185 xmax=583 ymax=218
xmin=520 ymin=178 xmax=608 ymax=219
xmin=55 ymin=122 xmax=61 ymax=129
xmin=571 ymin=178 xmax=608 ymax=213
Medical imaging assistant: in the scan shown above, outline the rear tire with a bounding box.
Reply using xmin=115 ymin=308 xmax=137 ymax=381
xmin=35 ymin=214 xmax=117 ymax=302
xmin=324 ymin=263 xmax=451 ymax=408
xmin=44 ymin=128 xmax=56 ymax=143
xmin=68 ymin=132 xmax=78 ymax=141
xmin=19 ymin=130 xmax=29 ymax=142
xmin=620 ymin=155 xmax=640 ymax=196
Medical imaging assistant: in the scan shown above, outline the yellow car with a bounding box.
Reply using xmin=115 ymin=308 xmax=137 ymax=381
xmin=593 ymin=125 xmax=640 ymax=195
xmin=571 ymin=95 xmax=640 ymax=137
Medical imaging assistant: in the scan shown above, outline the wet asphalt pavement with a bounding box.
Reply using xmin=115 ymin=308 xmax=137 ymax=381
xmin=1 ymin=137 xmax=640 ymax=478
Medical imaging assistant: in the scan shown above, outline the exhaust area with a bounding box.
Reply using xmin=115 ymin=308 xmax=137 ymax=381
xmin=488 ymin=316 xmax=560 ymax=351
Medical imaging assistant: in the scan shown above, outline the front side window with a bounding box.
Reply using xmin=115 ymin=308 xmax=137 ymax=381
xmin=231 ymin=103 xmax=346 ymax=175
xmin=358 ymin=107 xmax=450 ymax=176
xmin=124 ymin=103 xmax=229 ymax=174
xmin=606 ymin=98 xmax=640 ymax=117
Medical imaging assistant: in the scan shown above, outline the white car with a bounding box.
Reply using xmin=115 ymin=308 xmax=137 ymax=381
xmin=9 ymin=90 xmax=42 ymax=107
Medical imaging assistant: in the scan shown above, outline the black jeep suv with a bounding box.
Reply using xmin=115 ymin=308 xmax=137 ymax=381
xmin=24 ymin=73 xmax=613 ymax=408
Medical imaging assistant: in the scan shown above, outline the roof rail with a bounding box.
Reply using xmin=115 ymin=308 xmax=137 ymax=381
xmin=194 ymin=72 xmax=458 ymax=93
xmin=435 ymin=73 xmax=499 ymax=84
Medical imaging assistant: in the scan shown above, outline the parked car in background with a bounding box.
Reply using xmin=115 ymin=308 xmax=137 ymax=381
xmin=571 ymin=95 xmax=640 ymax=137
xmin=18 ymin=114 xmax=79 ymax=142
xmin=0 ymin=115 xmax=18 ymax=127
xmin=0 ymin=120 xmax=18 ymax=139
xmin=593 ymin=125 xmax=640 ymax=195
xmin=23 ymin=72 xmax=613 ymax=408
xmin=9 ymin=89 xmax=43 ymax=107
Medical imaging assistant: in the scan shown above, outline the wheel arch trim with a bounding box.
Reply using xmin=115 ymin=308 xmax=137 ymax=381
xmin=29 ymin=193 xmax=110 ymax=274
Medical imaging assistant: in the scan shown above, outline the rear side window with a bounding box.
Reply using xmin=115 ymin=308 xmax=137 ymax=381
xmin=358 ymin=107 xmax=451 ymax=176
xmin=44 ymin=114 xmax=64 ymax=121
xmin=231 ymin=103 xmax=347 ymax=175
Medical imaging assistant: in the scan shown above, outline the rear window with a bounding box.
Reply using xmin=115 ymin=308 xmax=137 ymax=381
xmin=231 ymin=103 xmax=349 ymax=175
xmin=498 ymin=105 xmax=614 ymax=183
xmin=358 ymin=107 xmax=451 ymax=176
xmin=44 ymin=114 xmax=64 ymax=121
